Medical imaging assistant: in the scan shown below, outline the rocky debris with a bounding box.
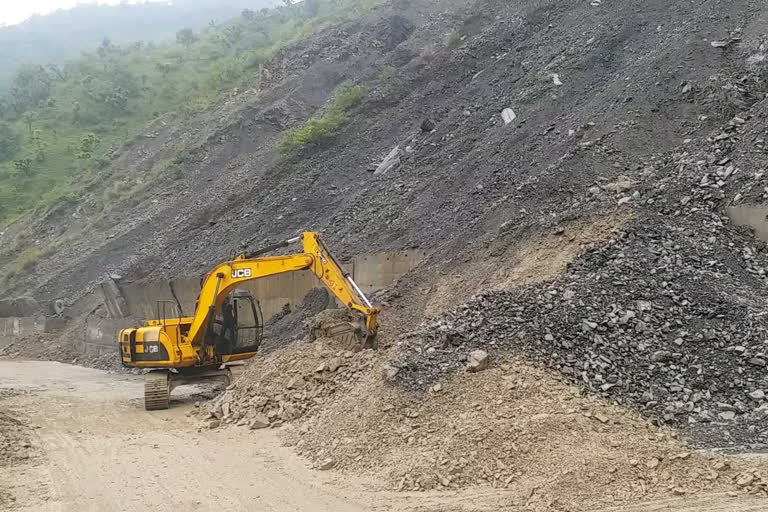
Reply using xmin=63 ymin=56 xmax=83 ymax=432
xmin=466 ymin=349 xmax=488 ymax=372
xmin=383 ymin=365 xmax=400 ymax=381
xmin=316 ymin=458 xmax=335 ymax=470
xmin=0 ymin=312 xmax=143 ymax=374
xmin=71 ymin=351 xmax=142 ymax=374
xmin=374 ymin=146 xmax=403 ymax=176
xmin=193 ymin=317 xmax=378 ymax=430
xmin=395 ymin=216 xmax=768 ymax=448
xmin=260 ymin=287 xmax=331 ymax=353
xmin=282 ymin=356 xmax=768 ymax=505
xmin=304 ymin=308 xmax=359 ymax=342
xmin=249 ymin=414 xmax=270 ymax=429
xmin=501 ymin=108 xmax=517 ymax=125
xmin=393 ymin=106 xmax=768 ymax=449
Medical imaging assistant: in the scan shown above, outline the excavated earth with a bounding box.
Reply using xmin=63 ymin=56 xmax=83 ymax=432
xmin=4 ymin=0 xmax=768 ymax=508
xmin=198 ymin=330 xmax=768 ymax=508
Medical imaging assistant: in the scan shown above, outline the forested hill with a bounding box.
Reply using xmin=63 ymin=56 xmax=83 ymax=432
xmin=0 ymin=0 xmax=380 ymax=225
xmin=0 ymin=0 xmax=276 ymax=91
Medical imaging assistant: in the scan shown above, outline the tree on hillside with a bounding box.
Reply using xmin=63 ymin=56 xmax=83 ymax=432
xmin=76 ymin=133 xmax=100 ymax=160
xmin=176 ymin=28 xmax=197 ymax=47
xmin=78 ymin=67 xmax=139 ymax=118
xmin=72 ymin=101 xmax=81 ymax=125
xmin=0 ymin=122 xmax=20 ymax=161
xmin=97 ymin=38 xmax=113 ymax=58
xmin=13 ymin=158 xmax=33 ymax=177
xmin=22 ymin=111 xmax=37 ymax=134
xmin=30 ymin=129 xmax=48 ymax=162
xmin=47 ymin=64 xmax=67 ymax=81
xmin=9 ymin=65 xmax=52 ymax=115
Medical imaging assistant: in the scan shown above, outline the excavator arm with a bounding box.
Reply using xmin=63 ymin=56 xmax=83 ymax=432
xmin=300 ymin=232 xmax=379 ymax=335
xmin=186 ymin=232 xmax=379 ymax=350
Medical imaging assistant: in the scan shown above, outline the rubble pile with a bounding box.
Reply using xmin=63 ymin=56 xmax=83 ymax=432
xmin=194 ymin=329 xmax=377 ymax=431
xmin=260 ymin=287 xmax=331 ymax=353
xmin=220 ymin=351 xmax=768 ymax=506
xmin=0 ymin=320 xmax=139 ymax=373
xmin=394 ymin=107 xmax=768 ymax=450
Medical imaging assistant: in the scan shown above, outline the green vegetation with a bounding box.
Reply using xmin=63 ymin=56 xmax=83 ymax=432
xmin=0 ymin=121 xmax=20 ymax=161
xmin=15 ymin=245 xmax=55 ymax=271
xmin=279 ymin=84 xmax=365 ymax=154
xmin=0 ymin=0 xmax=274 ymax=91
xmin=0 ymin=0 xmax=382 ymax=226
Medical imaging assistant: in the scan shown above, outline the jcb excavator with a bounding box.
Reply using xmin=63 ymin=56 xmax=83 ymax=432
xmin=118 ymin=232 xmax=379 ymax=410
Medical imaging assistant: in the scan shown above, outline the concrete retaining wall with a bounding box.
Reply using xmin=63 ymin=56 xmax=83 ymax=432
xmin=726 ymin=206 xmax=768 ymax=242
xmin=84 ymin=317 xmax=136 ymax=356
xmin=0 ymin=296 xmax=40 ymax=317
xmin=0 ymin=316 xmax=67 ymax=350
xmin=106 ymin=250 xmax=426 ymax=323
xmin=351 ymin=250 xmax=427 ymax=293
xmin=0 ymin=317 xmax=40 ymax=350
xmin=1 ymin=250 xmax=425 ymax=356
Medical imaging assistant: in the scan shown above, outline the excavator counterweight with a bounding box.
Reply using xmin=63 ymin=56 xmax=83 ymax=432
xmin=118 ymin=232 xmax=379 ymax=410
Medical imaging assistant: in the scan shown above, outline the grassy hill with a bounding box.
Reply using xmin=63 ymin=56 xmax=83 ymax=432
xmin=0 ymin=0 xmax=381 ymax=226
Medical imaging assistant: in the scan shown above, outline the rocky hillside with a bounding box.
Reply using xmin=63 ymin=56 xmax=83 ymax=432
xmin=2 ymin=0 xmax=764 ymax=308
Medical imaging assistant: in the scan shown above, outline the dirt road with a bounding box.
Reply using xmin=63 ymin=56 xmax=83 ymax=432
xmin=0 ymin=359 xmax=765 ymax=512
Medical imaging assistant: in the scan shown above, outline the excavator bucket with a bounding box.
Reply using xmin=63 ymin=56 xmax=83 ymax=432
xmin=313 ymin=319 xmax=376 ymax=351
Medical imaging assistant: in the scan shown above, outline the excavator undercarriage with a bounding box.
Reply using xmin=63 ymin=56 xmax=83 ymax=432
xmin=143 ymin=364 xmax=245 ymax=411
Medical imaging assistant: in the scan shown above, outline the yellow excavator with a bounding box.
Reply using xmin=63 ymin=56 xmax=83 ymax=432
xmin=118 ymin=232 xmax=379 ymax=410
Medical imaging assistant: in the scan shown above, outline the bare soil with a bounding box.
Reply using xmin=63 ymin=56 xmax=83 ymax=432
xmin=1 ymin=358 xmax=767 ymax=512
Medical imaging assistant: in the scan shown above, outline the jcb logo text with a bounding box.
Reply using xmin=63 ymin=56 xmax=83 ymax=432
xmin=232 ymin=269 xmax=252 ymax=278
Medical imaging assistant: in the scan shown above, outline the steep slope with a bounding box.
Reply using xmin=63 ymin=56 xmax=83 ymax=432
xmin=0 ymin=0 xmax=379 ymax=227
xmin=7 ymin=0 xmax=766 ymax=310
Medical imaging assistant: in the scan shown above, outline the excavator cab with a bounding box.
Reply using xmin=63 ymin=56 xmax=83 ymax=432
xmin=210 ymin=289 xmax=263 ymax=357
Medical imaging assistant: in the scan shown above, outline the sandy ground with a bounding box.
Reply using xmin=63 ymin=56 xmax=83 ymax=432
xmin=0 ymin=359 xmax=765 ymax=512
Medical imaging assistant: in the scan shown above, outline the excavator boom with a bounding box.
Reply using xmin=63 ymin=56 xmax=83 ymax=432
xmin=187 ymin=232 xmax=378 ymax=346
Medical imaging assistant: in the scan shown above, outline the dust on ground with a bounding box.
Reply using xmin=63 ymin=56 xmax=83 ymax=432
xmin=14 ymin=358 xmax=760 ymax=512
xmin=0 ymin=390 xmax=44 ymax=510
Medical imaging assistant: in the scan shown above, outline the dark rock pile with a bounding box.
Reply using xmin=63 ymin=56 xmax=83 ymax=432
xmin=259 ymin=287 xmax=331 ymax=353
xmin=394 ymin=105 xmax=768 ymax=450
